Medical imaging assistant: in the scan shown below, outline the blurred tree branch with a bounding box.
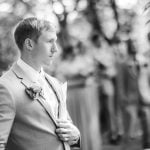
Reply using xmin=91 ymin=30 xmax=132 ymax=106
xmin=144 ymin=1 xmax=150 ymax=11
xmin=85 ymin=0 xmax=121 ymax=45
xmin=110 ymin=0 xmax=120 ymax=31
xmin=85 ymin=0 xmax=112 ymax=44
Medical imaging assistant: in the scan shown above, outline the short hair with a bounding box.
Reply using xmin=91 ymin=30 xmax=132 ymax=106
xmin=14 ymin=17 xmax=55 ymax=51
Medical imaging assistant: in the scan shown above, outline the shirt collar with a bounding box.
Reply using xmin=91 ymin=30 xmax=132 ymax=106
xmin=17 ymin=58 xmax=43 ymax=82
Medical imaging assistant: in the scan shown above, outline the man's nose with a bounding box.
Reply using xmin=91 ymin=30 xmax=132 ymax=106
xmin=51 ymin=43 xmax=58 ymax=53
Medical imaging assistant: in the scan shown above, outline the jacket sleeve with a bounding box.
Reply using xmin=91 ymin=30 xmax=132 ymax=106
xmin=0 ymin=84 xmax=16 ymax=150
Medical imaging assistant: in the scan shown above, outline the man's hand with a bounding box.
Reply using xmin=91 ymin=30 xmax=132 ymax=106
xmin=55 ymin=119 xmax=80 ymax=144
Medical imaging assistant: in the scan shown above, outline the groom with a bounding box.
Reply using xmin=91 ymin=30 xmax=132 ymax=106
xmin=0 ymin=17 xmax=80 ymax=150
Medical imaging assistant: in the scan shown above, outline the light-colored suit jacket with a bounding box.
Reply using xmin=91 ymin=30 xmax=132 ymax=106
xmin=0 ymin=63 xmax=80 ymax=150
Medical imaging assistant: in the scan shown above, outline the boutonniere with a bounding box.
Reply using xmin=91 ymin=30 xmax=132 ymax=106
xmin=25 ymin=83 xmax=45 ymax=100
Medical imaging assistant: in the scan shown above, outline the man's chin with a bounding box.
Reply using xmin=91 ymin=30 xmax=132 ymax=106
xmin=44 ymin=60 xmax=53 ymax=66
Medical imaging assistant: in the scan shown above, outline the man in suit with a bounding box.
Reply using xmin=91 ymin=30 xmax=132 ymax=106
xmin=0 ymin=17 xmax=80 ymax=150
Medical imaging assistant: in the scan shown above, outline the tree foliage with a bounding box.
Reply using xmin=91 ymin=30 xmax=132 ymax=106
xmin=0 ymin=0 xmax=139 ymax=71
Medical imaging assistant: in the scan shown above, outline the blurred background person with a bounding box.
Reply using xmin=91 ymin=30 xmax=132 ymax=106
xmin=91 ymin=34 xmax=120 ymax=145
xmin=116 ymin=38 xmax=142 ymax=141
xmin=138 ymin=30 xmax=150 ymax=150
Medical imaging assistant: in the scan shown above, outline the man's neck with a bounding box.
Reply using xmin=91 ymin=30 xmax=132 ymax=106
xmin=21 ymin=56 xmax=41 ymax=72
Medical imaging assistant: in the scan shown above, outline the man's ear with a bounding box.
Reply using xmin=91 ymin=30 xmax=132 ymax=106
xmin=24 ymin=38 xmax=34 ymax=51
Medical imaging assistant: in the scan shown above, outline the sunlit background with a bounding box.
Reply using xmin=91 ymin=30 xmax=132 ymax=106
xmin=0 ymin=0 xmax=148 ymax=76
xmin=1 ymin=1 xmax=150 ymax=150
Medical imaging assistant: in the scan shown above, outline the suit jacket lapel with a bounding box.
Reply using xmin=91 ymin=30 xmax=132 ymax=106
xmin=11 ymin=63 xmax=57 ymax=126
xmin=44 ymin=74 xmax=67 ymax=120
